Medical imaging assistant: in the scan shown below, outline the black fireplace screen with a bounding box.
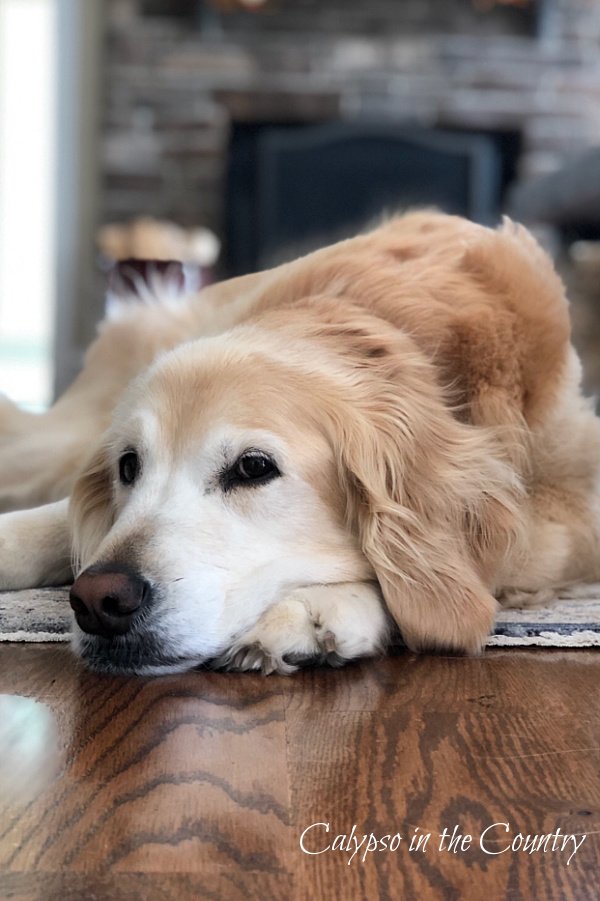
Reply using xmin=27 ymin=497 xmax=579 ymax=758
xmin=224 ymin=122 xmax=514 ymax=277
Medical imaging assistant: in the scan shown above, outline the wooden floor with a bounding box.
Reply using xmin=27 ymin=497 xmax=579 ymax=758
xmin=0 ymin=645 xmax=598 ymax=901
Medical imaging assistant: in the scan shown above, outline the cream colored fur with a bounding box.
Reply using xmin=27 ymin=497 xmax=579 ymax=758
xmin=1 ymin=211 xmax=599 ymax=674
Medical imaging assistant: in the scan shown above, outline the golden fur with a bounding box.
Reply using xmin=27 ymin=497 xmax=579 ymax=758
xmin=2 ymin=210 xmax=600 ymax=666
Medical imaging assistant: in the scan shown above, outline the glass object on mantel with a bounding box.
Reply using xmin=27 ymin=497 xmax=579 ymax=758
xmin=97 ymin=217 xmax=221 ymax=317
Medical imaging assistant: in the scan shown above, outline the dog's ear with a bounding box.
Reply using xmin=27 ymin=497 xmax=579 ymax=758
xmin=69 ymin=444 xmax=114 ymax=571
xmin=330 ymin=331 xmax=520 ymax=653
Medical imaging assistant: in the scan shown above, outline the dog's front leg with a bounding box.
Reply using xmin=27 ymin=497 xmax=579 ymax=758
xmin=216 ymin=582 xmax=391 ymax=674
xmin=0 ymin=499 xmax=72 ymax=590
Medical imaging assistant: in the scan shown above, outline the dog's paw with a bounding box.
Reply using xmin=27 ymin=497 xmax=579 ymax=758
xmin=212 ymin=595 xmax=321 ymax=674
xmin=0 ymin=502 xmax=72 ymax=590
xmin=214 ymin=582 xmax=389 ymax=675
xmin=497 ymin=587 xmax=558 ymax=609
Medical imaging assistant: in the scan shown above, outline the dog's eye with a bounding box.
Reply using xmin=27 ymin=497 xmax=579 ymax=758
xmin=224 ymin=451 xmax=280 ymax=490
xmin=119 ymin=450 xmax=140 ymax=486
xmin=237 ymin=452 xmax=277 ymax=481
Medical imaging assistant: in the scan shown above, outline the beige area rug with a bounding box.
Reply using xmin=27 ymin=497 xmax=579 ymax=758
xmin=0 ymin=588 xmax=598 ymax=648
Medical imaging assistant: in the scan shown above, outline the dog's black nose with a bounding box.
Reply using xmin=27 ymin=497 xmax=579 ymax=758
xmin=69 ymin=565 xmax=150 ymax=637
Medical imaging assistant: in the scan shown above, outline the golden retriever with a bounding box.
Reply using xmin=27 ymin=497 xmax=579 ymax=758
xmin=1 ymin=211 xmax=599 ymax=674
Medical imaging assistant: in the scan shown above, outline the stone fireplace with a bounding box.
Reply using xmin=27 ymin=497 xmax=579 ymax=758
xmin=102 ymin=0 xmax=600 ymax=274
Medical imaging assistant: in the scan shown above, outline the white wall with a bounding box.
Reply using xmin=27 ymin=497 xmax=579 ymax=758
xmin=0 ymin=0 xmax=56 ymax=409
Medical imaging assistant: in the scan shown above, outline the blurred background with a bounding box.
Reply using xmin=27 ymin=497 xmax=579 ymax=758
xmin=1 ymin=0 xmax=600 ymax=409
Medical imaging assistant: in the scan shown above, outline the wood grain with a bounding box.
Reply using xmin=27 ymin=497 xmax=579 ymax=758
xmin=0 ymin=645 xmax=598 ymax=900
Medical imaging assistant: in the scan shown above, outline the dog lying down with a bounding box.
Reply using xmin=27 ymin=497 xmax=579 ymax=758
xmin=1 ymin=211 xmax=600 ymax=675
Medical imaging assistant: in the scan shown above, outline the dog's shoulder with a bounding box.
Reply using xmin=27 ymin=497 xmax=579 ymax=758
xmin=295 ymin=212 xmax=571 ymax=430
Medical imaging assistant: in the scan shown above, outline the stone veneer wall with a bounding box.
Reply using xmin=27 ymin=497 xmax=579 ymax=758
xmin=102 ymin=0 xmax=600 ymax=236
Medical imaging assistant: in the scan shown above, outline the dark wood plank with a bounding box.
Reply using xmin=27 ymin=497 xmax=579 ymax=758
xmin=0 ymin=647 xmax=293 ymax=888
xmin=0 ymin=872 xmax=292 ymax=901
xmin=284 ymin=651 xmax=600 ymax=900
xmin=0 ymin=645 xmax=598 ymax=900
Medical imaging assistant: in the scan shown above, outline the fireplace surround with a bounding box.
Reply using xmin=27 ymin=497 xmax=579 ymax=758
xmin=102 ymin=0 xmax=600 ymax=273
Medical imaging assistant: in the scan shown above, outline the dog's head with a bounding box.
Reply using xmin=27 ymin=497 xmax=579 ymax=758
xmin=69 ymin=305 xmax=519 ymax=674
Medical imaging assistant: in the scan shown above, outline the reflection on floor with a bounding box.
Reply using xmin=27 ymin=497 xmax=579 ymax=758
xmin=0 ymin=644 xmax=598 ymax=899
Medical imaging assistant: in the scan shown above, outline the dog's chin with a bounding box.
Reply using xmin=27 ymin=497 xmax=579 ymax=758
xmin=71 ymin=629 xmax=205 ymax=676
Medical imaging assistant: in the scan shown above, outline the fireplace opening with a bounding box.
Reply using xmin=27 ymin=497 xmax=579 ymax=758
xmin=224 ymin=121 xmax=522 ymax=277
